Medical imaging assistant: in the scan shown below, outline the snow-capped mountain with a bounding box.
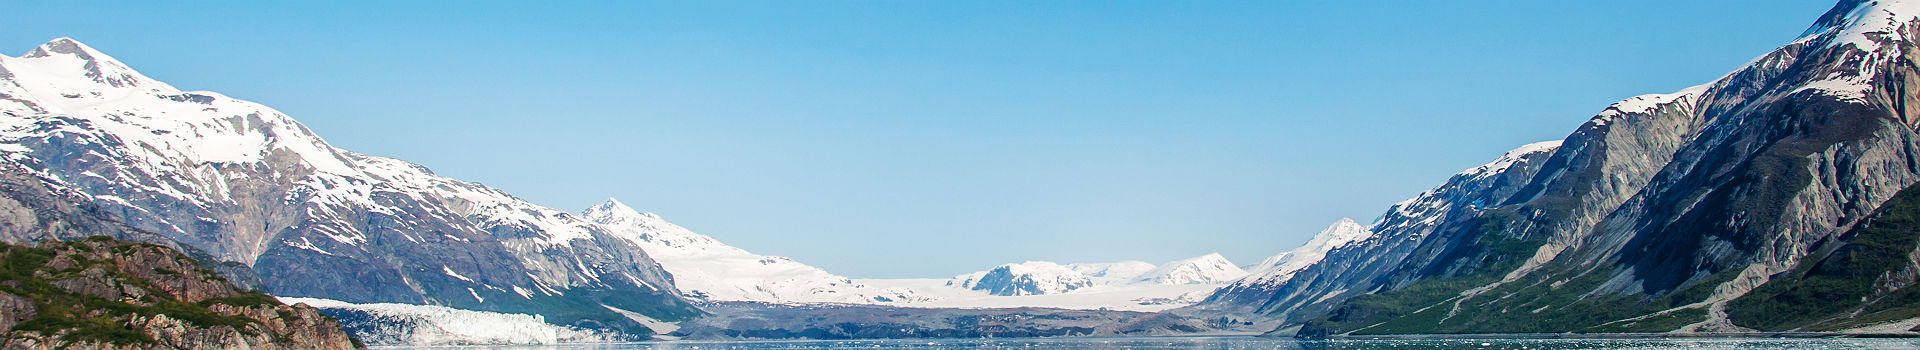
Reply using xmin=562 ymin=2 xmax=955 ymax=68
xmin=1133 ymin=253 xmax=1246 ymax=285
xmin=1198 ymin=0 xmax=1920 ymax=336
xmin=947 ymin=261 xmax=1095 ymax=296
xmin=1197 ymin=140 xmax=1560 ymax=319
xmin=0 ymin=38 xmax=697 ymax=334
xmin=580 ymin=198 xmax=923 ymax=304
xmin=946 ymin=253 xmax=1244 ymax=298
xmin=1067 ymin=261 xmax=1156 ymax=281
xmin=1238 ymin=218 xmax=1375 ymax=284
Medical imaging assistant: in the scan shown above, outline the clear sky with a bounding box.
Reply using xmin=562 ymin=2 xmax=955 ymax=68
xmin=3 ymin=1 xmax=1838 ymax=278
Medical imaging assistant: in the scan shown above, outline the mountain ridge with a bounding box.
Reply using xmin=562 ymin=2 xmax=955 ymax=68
xmin=1193 ymin=0 xmax=1920 ymax=337
xmin=0 ymin=37 xmax=699 ymax=336
xmin=581 ymin=198 xmax=924 ymax=304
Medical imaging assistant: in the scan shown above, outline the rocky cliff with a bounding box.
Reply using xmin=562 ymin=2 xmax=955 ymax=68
xmin=0 ymin=237 xmax=360 ymax=349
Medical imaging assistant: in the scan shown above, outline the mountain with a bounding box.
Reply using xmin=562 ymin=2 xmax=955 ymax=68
xmin=580 ymin=198 xmax=923 ymax=304
xmin=1194 ymin=0 xmax=1920 ymax=337
xmin=0 ymin=38 xmax=698 ymax=335
xmin=948 ymin=261 xmax=1095 ymax=296
xmin=1133 ymin=253 xmax=1246 ymax=285
xmin=0 ymin=237 xmax=359 ymax=349
xmin=1068 ymin=261 xmax=1157 ymax=281
xmin=1242 ymin=218 xmax=1374 ymax=276
xmin=1196 ymin=140 xmax=1561 ymax=317
xmin=1235 ymin=218 xmax=1375 ymax=287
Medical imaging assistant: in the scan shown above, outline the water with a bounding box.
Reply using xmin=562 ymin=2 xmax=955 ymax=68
xmin=375 ymin=336 xmax=1920 ymax=349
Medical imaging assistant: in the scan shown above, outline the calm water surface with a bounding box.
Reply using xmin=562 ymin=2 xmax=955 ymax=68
xmin=378 ymin=336 xmax=1920 ymax=349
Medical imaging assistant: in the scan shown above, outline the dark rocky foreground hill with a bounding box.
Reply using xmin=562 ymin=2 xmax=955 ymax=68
xmin=0 ymin=237 xmax=360 ymax=349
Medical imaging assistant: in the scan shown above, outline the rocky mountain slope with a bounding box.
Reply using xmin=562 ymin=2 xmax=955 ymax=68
xmin=1194 ymin=0 xmax=1920 ymax=337
xmin=0 ymin=38 xmax=698 ymax=335
xmin=1239 ymin=218 xmax=1375 ymax=283
xmin=1195 ymin=141 xmax=1561 ymax=318
xmin=0 ymin=237 xmax=359 ymax=349
xmin=581 ymin=199 xmax=922 ymax=304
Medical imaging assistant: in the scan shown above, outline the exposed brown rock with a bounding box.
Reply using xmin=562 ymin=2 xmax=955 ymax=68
xmin=0 ymin=238 xmax=361 ymax=349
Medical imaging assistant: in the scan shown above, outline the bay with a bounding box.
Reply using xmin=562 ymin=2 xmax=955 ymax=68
xmin=375 ymin=336 xmax=1920 ymax=349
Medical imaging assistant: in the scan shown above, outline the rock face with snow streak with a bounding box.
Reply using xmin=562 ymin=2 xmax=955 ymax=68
xmin=1235 ymin=218 xmax=1374 ymax=286
xmin=581 ymin=198 xmax=924 ymax=304
xmin=0 ymin=38 xmax=697 ymax=335
xmin=1196 ymin=0 xmax=1920 ymax=337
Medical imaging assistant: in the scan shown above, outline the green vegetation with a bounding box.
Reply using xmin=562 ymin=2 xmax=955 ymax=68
xmin=1302 ymin=211 xmax=1546 ymax=334
xmin=0 ymin=238 xmax=297 ymax=346
xmin=1301 ymin=210 xmax=1744 ymax=336
xmin=1729 ymin=183 xmax=1920 ymax=331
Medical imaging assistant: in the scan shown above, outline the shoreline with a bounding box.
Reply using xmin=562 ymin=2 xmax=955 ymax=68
xmin=1318 ymin=332 xmax=1919 ymax=340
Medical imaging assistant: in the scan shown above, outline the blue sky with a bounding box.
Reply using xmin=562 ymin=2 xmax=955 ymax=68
xmin=3 ymin=1 xmax=1836 ymax=278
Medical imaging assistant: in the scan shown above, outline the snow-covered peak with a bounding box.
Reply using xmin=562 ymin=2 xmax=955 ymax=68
xmin=1776 ymin=0 xmax=1920 ymax=102
xmin=1594 ymin=84 xmax=1709 ymax=126
xmin=9 ymin=37 xmax=172 ymax=92
xmin=1133 ymin=253 xmax=1247 ymax=285
xmin=581 ymin=199 xmax=720 ymax=251
xmin=949 ymin=261 xmax=1095 ymax=296
xmin=1802 ymin=0 xmax=1920 ymax=49
xmin=581 ymin=198 xmax=662 ymax=225
xmin=1455 ymin=140 xmax=1561 ymax=178
xmin=1244 ymin=218 xmax=1377 ymax=284
xmin=581 ymin=200 xmax=926 ymax=304
xmin=0 ymin=37 xmax=366 ymax=195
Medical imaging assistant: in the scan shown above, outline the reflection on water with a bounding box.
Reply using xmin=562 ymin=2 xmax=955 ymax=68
xmin=377 ymin=336 xmax=1920 ymax=350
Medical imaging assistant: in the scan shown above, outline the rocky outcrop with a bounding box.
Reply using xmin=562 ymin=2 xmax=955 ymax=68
xmin=0 ymin=237 xmax=360 ymax=349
